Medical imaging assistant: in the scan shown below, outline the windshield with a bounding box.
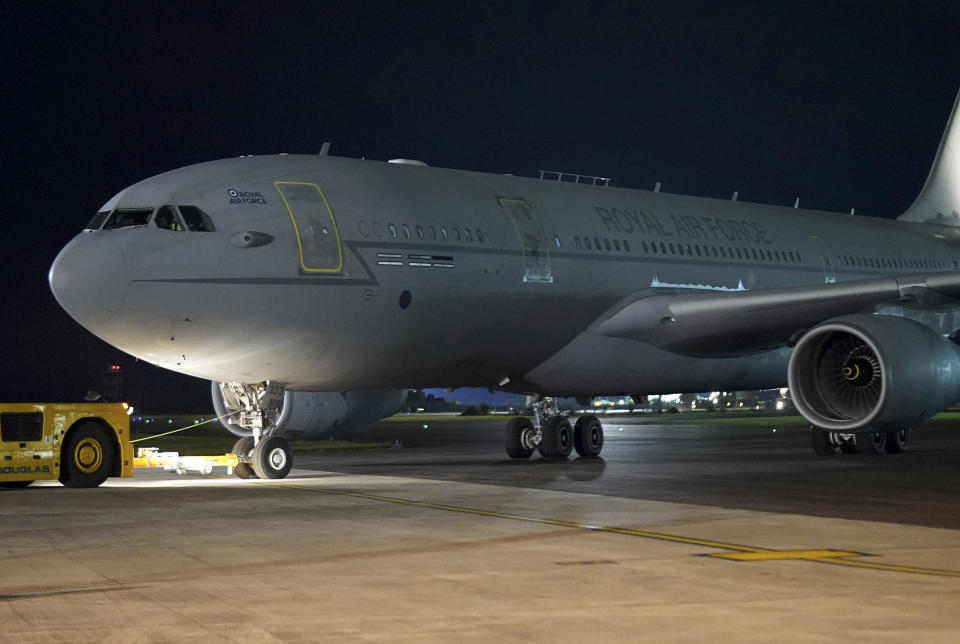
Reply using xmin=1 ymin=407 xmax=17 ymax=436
xmin=102 ymin=208 xmax=154 ymax=230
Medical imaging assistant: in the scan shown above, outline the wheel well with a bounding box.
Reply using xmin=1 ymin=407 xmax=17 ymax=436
xmin=62 ymin=418 xmax=123 ymax=476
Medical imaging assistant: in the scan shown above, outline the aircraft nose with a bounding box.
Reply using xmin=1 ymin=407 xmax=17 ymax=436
xmin=49 ymin=234 xmax=127 ymax=326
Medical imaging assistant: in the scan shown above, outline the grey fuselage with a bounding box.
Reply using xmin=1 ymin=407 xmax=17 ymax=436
xmin=49 ymin=155 xmax=960 ymax=396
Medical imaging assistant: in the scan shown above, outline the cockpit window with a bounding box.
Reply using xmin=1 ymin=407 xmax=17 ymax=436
xmin=103 ymin=208 xmax=154 ymax=230
xmin=154 ymin=205 xmax=185 ymax=231
xmin=177 ymin=205 xmax=215 ymax=232
xmin=85 ymin=210 xmax=112 ymax=231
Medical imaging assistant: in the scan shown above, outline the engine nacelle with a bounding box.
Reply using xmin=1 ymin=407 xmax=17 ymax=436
xmin=788 ymin=314 xmax=960 ymax=432
xmin=212 ymin=383 xmax=408 ymax=439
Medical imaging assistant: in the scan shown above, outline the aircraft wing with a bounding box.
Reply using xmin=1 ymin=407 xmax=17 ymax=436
xmin=596 ymin=271 xmax=960 ymax=358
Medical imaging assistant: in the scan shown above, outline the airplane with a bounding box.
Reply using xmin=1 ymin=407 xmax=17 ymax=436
xmin=49 ymin=90 xmax=960 ymax=479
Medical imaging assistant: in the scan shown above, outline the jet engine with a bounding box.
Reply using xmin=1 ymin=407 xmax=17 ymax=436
xmin=788 ymin=314 xmax=960 ymax=432
xmin=211 ymin=383 xmax=408 ymax=439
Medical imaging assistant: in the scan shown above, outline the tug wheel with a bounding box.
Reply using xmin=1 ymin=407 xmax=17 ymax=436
xmin=61 ymin=422 xmax=115 ymax=488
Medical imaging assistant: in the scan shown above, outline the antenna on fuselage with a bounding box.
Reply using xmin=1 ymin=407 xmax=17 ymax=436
xmin=319 ymin=142 xmax=331 ymax=156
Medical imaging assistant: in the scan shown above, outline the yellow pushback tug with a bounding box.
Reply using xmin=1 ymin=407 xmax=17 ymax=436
xmin=0 ymin=403 xmax=236 ymax=489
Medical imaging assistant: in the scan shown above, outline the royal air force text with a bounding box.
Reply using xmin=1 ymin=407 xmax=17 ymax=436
xmin=594 ymin=206 xmax=772 ymax=245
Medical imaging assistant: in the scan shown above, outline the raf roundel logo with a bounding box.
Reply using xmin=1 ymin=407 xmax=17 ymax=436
xmin=227 ymin=188 xmax=268 ymax=205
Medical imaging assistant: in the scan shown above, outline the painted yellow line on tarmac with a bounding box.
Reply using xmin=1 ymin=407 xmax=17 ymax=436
xmin=254 ymin=479 xmax=960 ymax=579
xmin=709 ymin=549 xmax=863 ymax=561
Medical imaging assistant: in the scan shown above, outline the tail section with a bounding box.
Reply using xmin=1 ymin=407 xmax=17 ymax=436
xmin=898 ymin=89 xmax=960 ymax=225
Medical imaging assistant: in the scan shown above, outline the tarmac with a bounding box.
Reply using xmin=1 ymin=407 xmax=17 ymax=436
xmin=2 ymin=416 xmax=960 ymax=642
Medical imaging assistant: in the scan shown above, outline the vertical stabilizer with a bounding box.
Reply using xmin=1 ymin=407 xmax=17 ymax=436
xmin=898 ymin=90 xmax=960 ymax=225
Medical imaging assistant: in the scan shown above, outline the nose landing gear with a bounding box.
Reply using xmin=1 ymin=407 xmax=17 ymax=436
xmin=504 ymin=397 xmax=605 ymax=460
xmin=221 ymin=381 xmax=294 ymax=479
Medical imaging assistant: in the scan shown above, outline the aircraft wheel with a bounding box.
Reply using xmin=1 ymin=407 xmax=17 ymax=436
xmin=573 ymin=415 xmax=604 ymax=458
xmin=885 ymin=429 xmax=911 ymax=453
xmin=856 ymin=431 xmax=887 ymax=455
xmin=539 ymin=417 xmax=573 ymax=459
xmin=839 ymin=438 xmax=859 ymax=454
xmin=0 ymin=481 xmax=33 ymax=489
xmin=505 ymin=417 xmax=536 ymax=458
xmin=231 ymin=436 xmax=259 ymax=479
xmin=251 ymin=436 xmax=294 ymax=479
xmin=810 ymin=428 xmax=839 ymax=455
xmin=61 ymin=422 xmax=115 ymax=488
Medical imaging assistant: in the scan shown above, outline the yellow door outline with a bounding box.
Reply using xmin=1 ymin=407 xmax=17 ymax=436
xmin=498 ymin=197 xmax=553 ymax=283
xmin=275 ymin=181 xmax=344 ymax=273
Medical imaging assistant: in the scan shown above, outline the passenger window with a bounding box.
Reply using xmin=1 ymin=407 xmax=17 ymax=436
xmin=677 ymin=243 xmax=684 ymax=256
xmin=440 ymin=226 xmax=448 ymax=241
xmin=555 ymin=235 xmax=561 ymax=248
xmin=428 ymin=225 xmax=437 ymax=240
xmin=358 ymin=221 xmax=370 ymax=237
xmin=605 ymin=239 xmax=612 ymax=251
xmin=585 ymin=237 xmax=592 ymax=250
xmin=415 ymin=225 xmax=424 ymax=239
xmin=373 ymin=222 xmax=384 ymax=238
xmin=613 ymin=239 xmax=620 ymax=251
xmin=178 ymin=206 xmax=215 ymax=232
xmin=103 ymin=208 xmax=153 ymax=230
xmin=575 ymin=237 xmax=582 ymax=249
xmin=464 ymin=228 xmax=473 ymax=241
xmin=624 ymin=240 xmax=630 ymax=252
xmin=85 ymin=210 xmax=112 ymax=231
xmin=695 ymin=245 xmax=701 ymax=257
xmin=642 ymin=241 xmax=649 ymax=253
xmin=402 ymin=224 xmax=411 ymax=239
xmin=453 ymin=227 xmax=461 ymax=240
xmin=720 ymin=247 xmax=726 ymax=259
xmin=388 ymin=223 xmax=398 ymax=238
xmin=477 ymin=229 xmax=485 ymax=242
xmin=660 ymin=242 xmax=667 ymax=254
xmin=595 ymin=237 xmax=602 ymax=249
xmin=155 ymin=205 xmax=184 ymax=231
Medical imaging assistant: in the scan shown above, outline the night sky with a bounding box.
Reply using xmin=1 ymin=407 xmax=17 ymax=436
xmin=3 ymin=1 xmax=960 ymax=411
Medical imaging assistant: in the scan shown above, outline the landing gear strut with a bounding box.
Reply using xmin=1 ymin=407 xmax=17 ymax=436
xmin=220 ymin=381 xmax=294 ymax=479
xmin=504 ymin=397 xmax=604 ymax=460
xmin=810 ymin=427 xmax=911 ymax=456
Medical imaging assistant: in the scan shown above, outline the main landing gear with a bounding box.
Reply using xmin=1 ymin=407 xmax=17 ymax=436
xmin=810 ymin=427 xmax=911 ymax=456
xmin=504 ymin=397 xmax=604 ymax=460
xmin=220 ymin=381 xmax=295 ymax=479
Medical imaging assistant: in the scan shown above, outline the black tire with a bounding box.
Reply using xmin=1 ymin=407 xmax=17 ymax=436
xmin=0 ymin=481 xmax=33 ymax=489
xmin=885 ymin=429 xmax=911 ymax=453
xmin=573 ymin=415 xmax=604 ymax=458
xmin=251 ymin=436 xmax=294 ymax=479
xmin=811 ymin=428 xmax=839 ymax=455
xmin=839 ymin=440 xmax=859 ymax=454
xmin=505 ymin=417 xmax=535 ymax=458
xmin=231 ymin=436 xmax=258 ymax=479
xmin=539 ymin=417 xmax=573 ymax=459
xmin=857 ymin=431 xmax=887 ymax=455
xmin=60 ymin=422 xmax=115 ymax=488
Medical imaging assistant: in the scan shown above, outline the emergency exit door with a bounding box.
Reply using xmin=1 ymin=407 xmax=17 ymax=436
xmin=275 ymin=181 xmax=343 ymax=273
xmin=498 ymin=198 xmax=553 ymax=283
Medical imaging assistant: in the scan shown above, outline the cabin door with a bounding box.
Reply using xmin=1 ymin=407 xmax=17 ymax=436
xmin=497 ymin=198 xmax=553 ymax=283
xmin=275 ymin=181 xmax=343 ymax=273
